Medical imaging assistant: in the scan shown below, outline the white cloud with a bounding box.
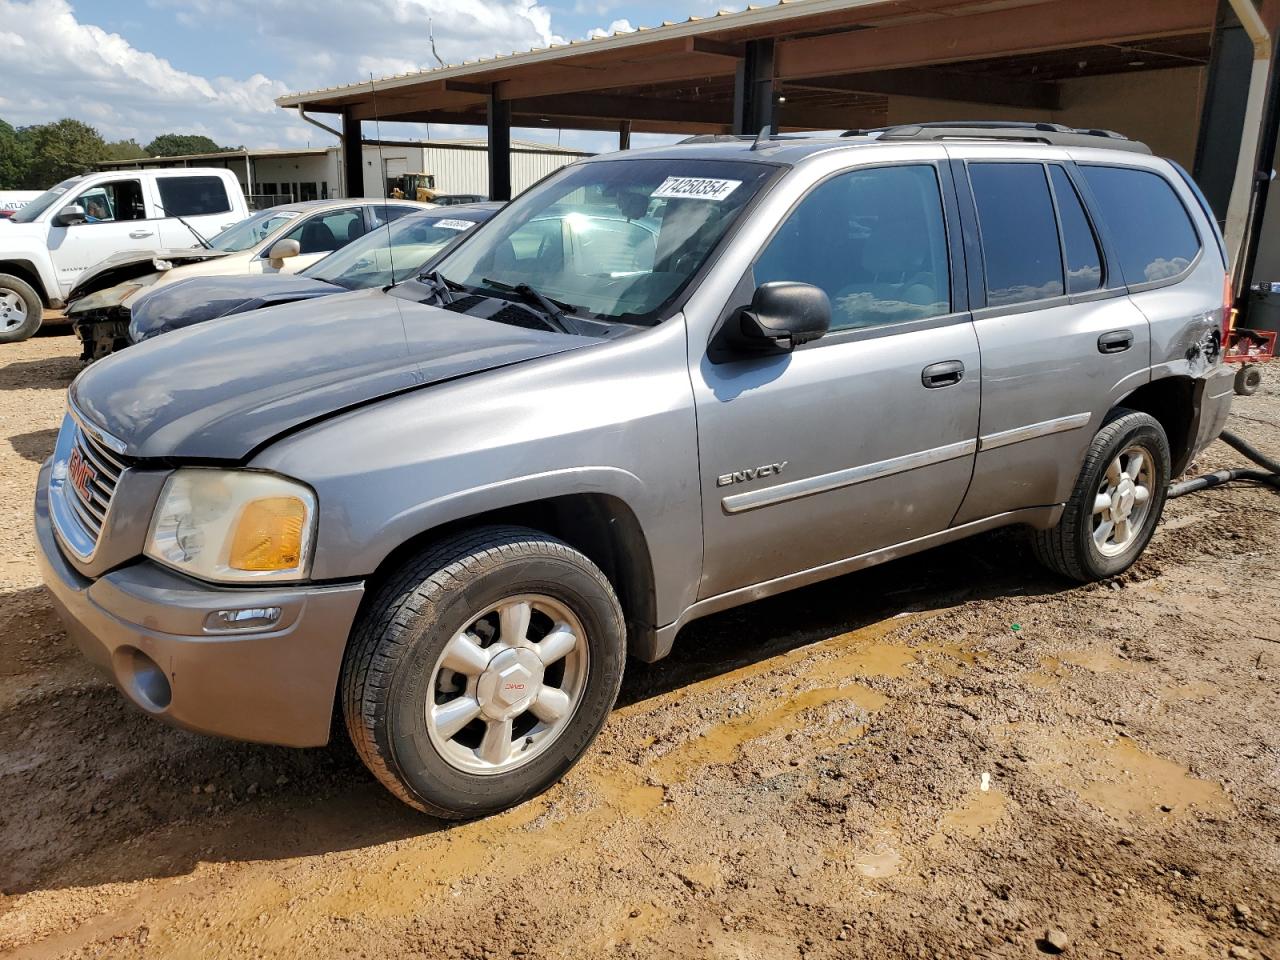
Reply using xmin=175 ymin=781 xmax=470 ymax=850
xmin=0 ymin=0 xmax=295 ymax=145
xmin=0 ymin=0 xmax=674 ymax=153
xmin=587 ymin=18 xmax=635 ymax=38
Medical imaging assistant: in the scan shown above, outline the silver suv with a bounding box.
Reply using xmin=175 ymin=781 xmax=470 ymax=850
xmin=35 ymin=123 xmax=1235 ymax=818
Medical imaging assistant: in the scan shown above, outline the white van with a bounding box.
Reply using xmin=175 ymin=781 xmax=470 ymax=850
xmin=0 ymin=168 xmax=248 ymax=341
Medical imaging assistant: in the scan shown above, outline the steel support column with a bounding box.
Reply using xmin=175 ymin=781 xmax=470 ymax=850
xmin=341 ymin=107 xmax=363 ymax=199
xmin=488 ymin=92 xmax=512 ymax=201
xmin=619 ymin=119 xmax=632 ymax=150
xmin=732 ymin=39 xmax=775 ymax=135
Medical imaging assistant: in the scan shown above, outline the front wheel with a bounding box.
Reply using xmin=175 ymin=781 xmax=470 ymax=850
xmin=1032 ymin=410 xmax=1171 ymax=582
xmin=0 ymin=273 xmax=42 ymax=343
xmin=341 ymin=526 xmax=626 ymax=818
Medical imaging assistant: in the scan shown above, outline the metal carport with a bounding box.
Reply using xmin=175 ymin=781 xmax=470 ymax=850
xmin=276 ymin=0 xmax=1279 ymax=288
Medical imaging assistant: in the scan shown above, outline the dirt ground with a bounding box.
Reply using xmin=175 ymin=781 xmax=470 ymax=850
xmin=1 ymin=331 xmax=1278 ymax=960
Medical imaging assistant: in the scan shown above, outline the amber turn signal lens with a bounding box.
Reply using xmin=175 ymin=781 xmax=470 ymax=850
xmin=228 ymin=497 xmax=308 ymax=571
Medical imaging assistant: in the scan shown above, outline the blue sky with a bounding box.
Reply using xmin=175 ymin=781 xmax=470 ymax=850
xmin=0 ymin=0 xmax=740 ymax=154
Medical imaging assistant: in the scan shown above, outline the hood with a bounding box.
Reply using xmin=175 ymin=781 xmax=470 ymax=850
xmin=71 ymin=288 xmax=593 ymax=461
xmin=128 ymin=273 xmax=343 ymax=340
xmin=0 ymin=220 xmax=47 ymax=244
xmin=66 ymin=247 xmax=229 ymax=303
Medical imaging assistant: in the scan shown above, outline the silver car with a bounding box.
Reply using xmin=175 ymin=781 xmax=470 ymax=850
xmin=35 ymin=123 xmax=1235 ymax=818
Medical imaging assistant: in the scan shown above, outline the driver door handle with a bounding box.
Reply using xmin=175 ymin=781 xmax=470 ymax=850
xmin=922 ymin=360 xmax=965 ymax=388
xmin=128 ymin=229 xmax=154 ymax=239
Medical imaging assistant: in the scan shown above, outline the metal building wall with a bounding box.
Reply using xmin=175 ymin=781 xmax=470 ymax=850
xmin=420 ymin=145 xmax=581 ymax=196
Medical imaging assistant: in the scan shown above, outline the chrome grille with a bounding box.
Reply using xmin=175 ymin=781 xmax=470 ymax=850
xmin=51 ymin=410 xmax=132 ymax=558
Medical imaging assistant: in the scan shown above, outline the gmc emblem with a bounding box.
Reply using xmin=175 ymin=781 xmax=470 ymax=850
xmin=68 ymin=448 xmax=97 ymax=503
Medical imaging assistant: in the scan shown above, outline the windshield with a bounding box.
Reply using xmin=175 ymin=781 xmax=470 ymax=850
xmin=307 ymin=212 xmax=484 ymax=289
xmin=435 ymin=158 xmax=775 ymax=323
xmin=207 ymin=209 xmax=298 ymax=252
xmin=10 ymin=177 xmax=84 ymax=223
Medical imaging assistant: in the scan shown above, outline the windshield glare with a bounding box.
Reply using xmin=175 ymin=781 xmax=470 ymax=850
xmin=208 ymin=209 xmax=297 ymax=252
xmin=10 ymin=177 xmax=84 ymax=223
xmin=436 ymin=158 xmax=774 ymax=323
xmin=308 ymin=212 xmax=481 ymax=288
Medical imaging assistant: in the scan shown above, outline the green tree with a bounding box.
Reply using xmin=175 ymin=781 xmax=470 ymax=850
xmin=104 ymin=138 xmax=149 ymax=161
xmin=144 ymin=133 xmax=229 ymax=157
xmin=20 ymin=119 xmax=106 ymax=188
xmin=0 ymin=119 xmax=32 ymax=189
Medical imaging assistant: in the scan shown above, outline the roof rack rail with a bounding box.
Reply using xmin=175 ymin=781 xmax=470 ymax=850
xmin=677 ymin=133 xmax=754 ymax=144
xmin=841 ymin=121 xmax=1152 ymax=155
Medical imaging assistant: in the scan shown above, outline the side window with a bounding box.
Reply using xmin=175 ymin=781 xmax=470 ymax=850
xmin=73 ymin=180 xmax=146 ymax=223
xmin=1049 ymin=166 xmax=1103 ymax=294
xmin=969 ymin=163 xmax=1063 ymax=307
xmin=156 ymin=176 xmax=232 ymax=217
xmin=281 ymin=207 xmax=364 ymax=255
xmin=1079 ymin=166 xmax=1201 ymax=284
xmin=754 ymin=164 xmax=951 ymax=331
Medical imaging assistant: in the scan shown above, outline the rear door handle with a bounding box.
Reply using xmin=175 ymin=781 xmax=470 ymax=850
xmin=921 ymin=360 xmax=965 ymax=388
xmin=1098 ymin=329 xmax=1134 ymax=354
xmin=128 ymin=230 xmax=154 ymax=239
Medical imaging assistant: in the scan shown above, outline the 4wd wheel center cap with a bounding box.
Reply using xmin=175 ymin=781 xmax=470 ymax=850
xmin=476 ymin=647 xmax=543 ymax=721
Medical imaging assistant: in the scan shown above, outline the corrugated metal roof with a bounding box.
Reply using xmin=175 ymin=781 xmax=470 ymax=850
xmin=275 ymin=0 xmax=892 ymax=107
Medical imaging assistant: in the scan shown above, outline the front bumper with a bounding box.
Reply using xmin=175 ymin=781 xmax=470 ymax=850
xmin=35 ymin=460 xmax=364 ymax=747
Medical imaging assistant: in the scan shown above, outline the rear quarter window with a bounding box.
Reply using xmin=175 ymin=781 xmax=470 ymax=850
xmin=1079 ymin=166 xmax=1201 ymax=285
xmin=156 ymin=176 xmax=233 ymax=217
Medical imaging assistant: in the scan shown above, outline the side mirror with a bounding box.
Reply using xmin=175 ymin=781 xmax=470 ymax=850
xmin=55 ymin=205 xmax=87 ymax=227
xmin=725 ymin=281 xmax=831 ymax=356
xmin=267 ymin=238 xmax=301 ymax=268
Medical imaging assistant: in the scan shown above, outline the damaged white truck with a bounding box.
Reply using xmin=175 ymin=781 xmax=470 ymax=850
xmin=0 ymin=167 xmax=246 ymax=342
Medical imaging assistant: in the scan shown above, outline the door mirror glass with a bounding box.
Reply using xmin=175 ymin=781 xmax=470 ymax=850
xmin=726 ymin=281 xmax=830 ymax=356
xmin=55 ymin=204 xmax=87 ymax=227
xmin=267 ymin=238 xmax=301 ymax=266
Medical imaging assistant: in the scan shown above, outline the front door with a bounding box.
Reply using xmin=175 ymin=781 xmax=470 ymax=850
xmin=254 ymin=206 xmax=365 ymax=274
xmin=48 ymin=177 xmax=156 ymax=293
xmin=691 ymin=162 xmax=981 ymax=600
xmin=948 ymin=154 xmax=1151 ymax=524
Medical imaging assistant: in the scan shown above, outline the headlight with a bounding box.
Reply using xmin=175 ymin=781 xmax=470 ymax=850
xmin=145 ymin=470 xmax=316 ymax=583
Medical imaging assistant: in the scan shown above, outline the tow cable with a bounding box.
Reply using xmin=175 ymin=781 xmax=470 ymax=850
xmin=1168 ymin=430 xmax=1280 ymax=498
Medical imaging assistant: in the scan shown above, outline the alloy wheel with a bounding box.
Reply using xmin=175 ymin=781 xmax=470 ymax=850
xmin=425 ymin=594 xmax=588 ymax=775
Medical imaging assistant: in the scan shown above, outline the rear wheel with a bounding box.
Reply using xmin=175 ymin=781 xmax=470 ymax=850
xmin=1033 ymin=410 xmax=1170 ymax=582
xmin=0 ymin=274 xmax=42 ymax=343
xmin=341 ymin=526 xmax=626 ymax=818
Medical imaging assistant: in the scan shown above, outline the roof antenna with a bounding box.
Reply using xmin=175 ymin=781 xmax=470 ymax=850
xmin=429 ymin=18 xmax=446 ymax=69
xmin=750 ymin=124 xmax=773 ymax=151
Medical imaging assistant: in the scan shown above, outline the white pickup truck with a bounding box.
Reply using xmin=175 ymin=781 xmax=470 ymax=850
xmin=0 ymin=168 xmax=248 ymax=342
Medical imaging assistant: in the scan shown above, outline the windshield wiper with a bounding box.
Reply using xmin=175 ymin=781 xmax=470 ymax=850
xmin=480 ymin=277 xmax=577 ymax=334
xmin=415 ymin=269 xmax=468 ymax=302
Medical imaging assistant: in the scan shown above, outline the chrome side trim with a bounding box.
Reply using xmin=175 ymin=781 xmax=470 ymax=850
xmin=978 ymin=412 xmax=1091 ymax=452
xmin=721 ymin=438 xmax=977 ymax=515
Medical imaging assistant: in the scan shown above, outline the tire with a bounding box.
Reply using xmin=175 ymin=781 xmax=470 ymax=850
xmin=1234 ymin=364 xmax=1262 ymax=397
xmin=341 ymin=525 xmax=626 ymax=818
xmin=1032 ymin=410 xmax=1171 ymax=582
xmin=0 ymin=273 xmax=43 ymax=343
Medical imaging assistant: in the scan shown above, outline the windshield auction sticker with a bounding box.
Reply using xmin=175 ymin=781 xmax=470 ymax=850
xmin=651 ymin=177 xmax=742 ymax=201
xmin=434 ymin=219 xmax=476 ymax=231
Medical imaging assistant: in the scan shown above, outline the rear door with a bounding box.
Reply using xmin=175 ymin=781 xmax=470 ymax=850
xmin=949 ymin=149 xmax=1151 ymax=524
xmin=153 ymin=174 xmax=241 ymax=246
xmin=692 ymin=160 xmax=981 ymax=600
